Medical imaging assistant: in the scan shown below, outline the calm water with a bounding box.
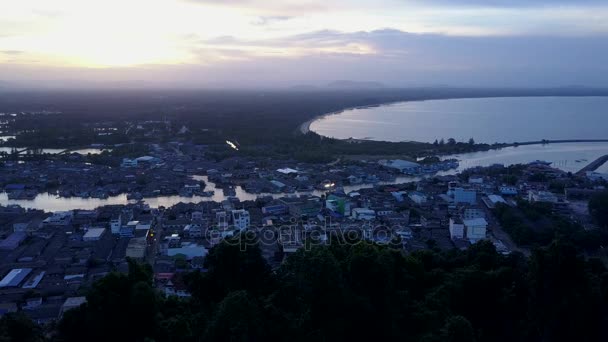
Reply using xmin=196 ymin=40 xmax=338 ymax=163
xmin=0 ymin=175 xmax=419 ymax=212
xmin=310 ymin=97 xmax=608 ymax=143
xmin=446 ymin=142 xmax=608 ymax=173
xmin=0 ymin=147 xmax=107 ymax=155
xmin=2 ymin=142 xmax=607 ymax=213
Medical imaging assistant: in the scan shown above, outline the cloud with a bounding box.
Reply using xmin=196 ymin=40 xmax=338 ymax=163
xmin=1 ymin=50 xmax=24 ymax=55
xmin=406 ymin=0 xmax=608 ymax=7
xmin=251 ymin=16 xmax=293 ymax=25
xmin=2 ymin=28 xmax=607 ymax=88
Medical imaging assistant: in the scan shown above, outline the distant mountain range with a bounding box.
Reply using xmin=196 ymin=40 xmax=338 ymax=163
xmin=326 ymin=80 xmax=385 ymax=89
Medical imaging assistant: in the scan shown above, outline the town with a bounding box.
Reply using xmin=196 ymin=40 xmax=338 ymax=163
xmin=0 ymin=138 xmax=607 ymax=325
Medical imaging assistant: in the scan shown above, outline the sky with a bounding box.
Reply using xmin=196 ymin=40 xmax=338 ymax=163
xmin=1 ymin=0 xmax=607 ymax=88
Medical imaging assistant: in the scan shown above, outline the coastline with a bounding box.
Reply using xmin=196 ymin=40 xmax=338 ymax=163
xmin=301 ymin=97 xmax=608 ymax=149
xmin=299 ymin=101 xmax=402 ymax=135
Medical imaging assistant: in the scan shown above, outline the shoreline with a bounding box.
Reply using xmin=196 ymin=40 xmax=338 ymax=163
xmin=300 ymin=96 xmax=608 ymax=149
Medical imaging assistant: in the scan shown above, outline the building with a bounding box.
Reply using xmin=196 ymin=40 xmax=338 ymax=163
xmin=380 ymin=159 xmax=420 ymax=174
xmin=83 ymin=228 xmax=106 ymax=241
xmin=183 ymin=224 xmax=203 ymax=238
xmin=125 ymin=237 xmax=147 ymax=260
xmin=449 ymin=218 xmax=465 ymax=240
xmin=121 ymin=158 xmax=138 ymax=168
xmin=326 ymin=195 xmax=351 ymax=216
xmin=60 ymin=297 xmax=87 ymax=317
xmin=528 ymin=190 xmax=558 ymax=203
xmin=0 ymin=232 xmax=27 ymax=250
xmin=42 ymin=211 xmax=73 ymax=226
xmin=463 ymin=208 xmax=485 ymax=220
xmin=351 ymin=208 xmax=376 ymax=220
xmin=0 ymin=268 xmax=32 ymax=288
xmin=499 ymin=186 xmax=518 ymax=196
xmin=231 ymin=209 xmax=250 ymax=230
xmin=167 ymin=242 xmax=208 ymax=260
xmin=191 ymin=211 xmax=203 ymax=221
xmin=261 ymin=204 xmax=288 ymax=216
xmin=110 ymin=214 xmax=122 ymax=234
xmin=453 ymin=188 xmax=477 ymax=205
xmin=408 ymin=192 xmax=427 ymax=205
xmin=469 ymin=177 xmax=484 ymax=184
xmin=463 ymin=218 xmax=488 ymax=242
xmin=277 ymin=168 xmax=298 ymax=175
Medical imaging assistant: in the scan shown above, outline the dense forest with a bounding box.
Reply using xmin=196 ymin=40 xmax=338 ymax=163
xmin=2 ymin=232 xmax=607 ymax=342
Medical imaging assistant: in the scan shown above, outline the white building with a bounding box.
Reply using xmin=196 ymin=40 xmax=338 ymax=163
xmin=184 ymin=224 xmax=203 ymax=238
xmin=449 ymin=218 xmax=465 ymax=240
xmin=528 ymin=190 xmax=558 ymax=203
xmin=463 ymin=218 xmax=488 ymax=242
xmin=42 ymin=211 xmax=73 ymax=226
xmin=167 ymin=242 xmax=208 ymax=260
xmin=231 ymin=209 xmax=250 ymax=230
xmin=453 ymin=188 xmax=477 ymax=205
xmin=83 ymin=228 xmax=105 ymax=241
xmin=351 ymin=208 xmax=376 ymax=220
xmin=408 ymin=192 xmax=427 ymax=205
xmin=469 ymin=177 xmax=484 ymax=184
xmin=121 ymin=158 xmax=138 ymax=168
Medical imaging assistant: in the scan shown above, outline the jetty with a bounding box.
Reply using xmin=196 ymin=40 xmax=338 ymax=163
xmin=576 ymin=154 xmax=608 ymax=175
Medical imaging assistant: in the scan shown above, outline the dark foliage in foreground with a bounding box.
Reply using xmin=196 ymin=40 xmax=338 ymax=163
xmin=4 ymin=234 xmax=608 ymax=342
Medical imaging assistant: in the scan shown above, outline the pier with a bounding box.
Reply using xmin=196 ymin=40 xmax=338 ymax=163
xmin=576 ymin=154 xmax=608 ymax=175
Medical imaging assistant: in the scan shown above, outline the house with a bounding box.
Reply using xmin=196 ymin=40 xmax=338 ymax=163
xmin=231 ymin=209 xmax=250 ymax=230
xmin=42 ymin=211 xmax=73 ymax=226
xmin=83 ymin=228 xmax=105 ymax=241
xmin=191 ymin=211 xmax=203 ymax=221
xmin=351 ymin=208 xmax=376 ymax=221
xmin=60 ymin=297 xmax=87 ymax=317
xmin=468 ymin=177 xmax=484 ymax=184
xmin=462 ymin=207 xmax=485 ymax=220
xmin=499 ymin=186 xmax=518 ymax=196
xmin=463 ymin=218 xmax=488 ymax=242
xmin=183 ymin=224 xmax=203 ymax=238
xmin=528 ymin=190 xmax=558 ymax=203
xmin=380 ymin=159 xmax=420 ymax=174
xmin=453 ymin=188 xmax=477 ymax=205
xmin=408 ymin=192 xmax=427 ymax=205
xmin=126 ymin=237 xmax=147 ymax=260
xmin=0 ymin=268 xmax=32 ymax=288
xmin=449 ymin=218 xmax=465 ymax=240
xmin=121 ymin=158 xmax=138 ymax=168
xmin=0 ymin=232 xmax=27 ymax=250
xmin=167 ymin=242 xmax=208 ymax=260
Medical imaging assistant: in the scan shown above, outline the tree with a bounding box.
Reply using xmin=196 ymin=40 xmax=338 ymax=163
xmin=0 ymin=313 xmax=43 ymax=342
xmin=447 ymin=138 xmax=457 ymax=145
xmin=468 ymin=138 xmax=475 ymax=145
xmin=589 ymin=191 xmax=608 ymax=228
xmin=442 ymin=316 xmax=477 ymax=342
xmin=204 ymin=291 xmax=266 ymax=341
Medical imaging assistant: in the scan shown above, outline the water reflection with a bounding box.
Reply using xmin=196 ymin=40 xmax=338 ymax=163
xmin=1 ymin=142 xmax=606 ymax=212
xmin=0 ymin=175 xmax=421 ymax=212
